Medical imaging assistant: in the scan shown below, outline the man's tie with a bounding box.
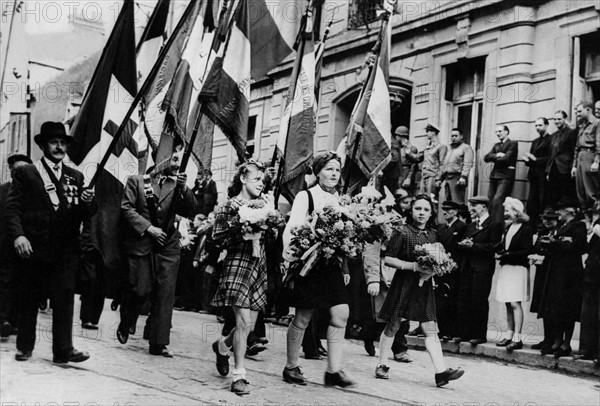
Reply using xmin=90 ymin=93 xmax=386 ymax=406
xmin=53 ymin=164 xmax=60 ymax=179
xmin=476 ymin=218 xmax=482 ymax=230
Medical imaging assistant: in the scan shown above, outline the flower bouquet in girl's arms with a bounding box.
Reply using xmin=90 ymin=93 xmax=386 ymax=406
xmin=413 ymin=243 xmax=458 ymax=287
xmin=232 ymin=197 xmax=285 ymax=257
xmin=286 ymin=205 xmax=365 ymax=284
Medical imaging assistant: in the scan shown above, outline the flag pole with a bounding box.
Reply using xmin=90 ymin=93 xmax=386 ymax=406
xmin=272 ymin=0 xmax=313 ymax=205
xmin=341 ymin=11 xmax=389 ymax=194
xmin=87 ymin=0 xmax=199 ymax=189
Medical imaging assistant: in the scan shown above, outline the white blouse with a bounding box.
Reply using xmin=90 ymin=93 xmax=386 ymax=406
xmin=282 ymin=184 xmax=340 ymax=249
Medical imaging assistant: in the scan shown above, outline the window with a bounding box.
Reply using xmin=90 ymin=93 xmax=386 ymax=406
xmin=579 ymin=32 xmax=600 ymax=102
xmin=246 ymin=115 xmax=257 ymax=158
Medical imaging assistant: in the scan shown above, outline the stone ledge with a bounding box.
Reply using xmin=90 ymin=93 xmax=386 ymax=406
xmin=405 ymin=336 xmax=600 ymax=377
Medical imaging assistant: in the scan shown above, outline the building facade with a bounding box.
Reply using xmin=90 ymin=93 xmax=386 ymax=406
xmin=208 ymin=0 xmax=600 ymax=205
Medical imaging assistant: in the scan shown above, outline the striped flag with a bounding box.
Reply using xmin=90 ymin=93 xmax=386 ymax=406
xmin=200 ymin=0 xmax=251 ymax=162
xmin=249 ymin=0 xmax=305 ymax=79
xmin=342 ymin=12 xmax=392 ymax=194
xmin=277 ymin=10 xmax=316 ymax=203
xmin=67 ymin=0 xmax=138 ymax=269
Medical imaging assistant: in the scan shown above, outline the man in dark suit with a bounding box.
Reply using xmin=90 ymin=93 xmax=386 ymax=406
xmin=524 ymin=118 xmax=551 ymax=226
xmin=436 ymin=201 xmax=467 ymax=341
xmin=484 ymin=125 xmax=518 ymax=224
xmin=193 ymin=169 xmax=218 ymax=215
xmin=546 ymin=110 xmax=578 ymax=206
xmin=455 ymin=196 xmax=503 ymax=346
xmin=0 ymin=154 xmax=32 ymax=340
xmin=117 ymin=151 xmax=197 ymax=357
xmin=5 ymin=122 xmax=96 ymax=363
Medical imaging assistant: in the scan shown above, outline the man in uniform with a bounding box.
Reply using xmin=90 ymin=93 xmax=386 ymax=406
xmin=417 ymin=123 xmax=447 ymax=197
xmin=572 ymin=101 xmax=600 ymax=209
xmin=5 ymin=122 xmax=96 ymax=363
xmin=117 ymin=151 xmax=197 ymax=357
xmin=441 ymin=128 xmax=474 ymax=205
xmin=395 ymin=126 xmax=419 ymax=195
xmin=0 ymin=154 xmax=32 ymax=340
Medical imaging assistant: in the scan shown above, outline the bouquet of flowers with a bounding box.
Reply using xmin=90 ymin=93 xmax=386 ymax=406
xmin=413 ymin=243 xmax=458 ymax=287
xmin=287 ymin=204 xmax=365 ymax=280
xmin=234 ymin=198 xmax=285 ymax=257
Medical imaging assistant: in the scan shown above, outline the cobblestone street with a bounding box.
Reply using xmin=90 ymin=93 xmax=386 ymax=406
xmin=1 ymin=299 xmax=599 ymax=406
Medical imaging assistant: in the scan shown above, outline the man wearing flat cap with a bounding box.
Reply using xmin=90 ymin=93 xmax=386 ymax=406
xmin=436 ymin=200 xmax=467 ymax=341
xmin=416 ymin=123 xmax=447 ymax=197
xmin=455 ymin=195 xmax=503 ymax=346
xmin=5 ymin=121 xmax=97 ymax=363
xmin=0 ymin=154 xmax=32 ymax=340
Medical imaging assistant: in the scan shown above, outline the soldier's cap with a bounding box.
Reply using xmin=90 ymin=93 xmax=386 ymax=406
xmin=441 ymin=200 xmax=461 ymax=211
xmin=425 ymin=122 xmax=440 ymax=134
xmin=468 ymin=195 xmax=490 ymax=206
xmin=394 ymin=126 xmax=409 ymax=138
xmin=394 ymin=188 xmax=410 ymax=199
xmin=7 ymin=154 xmax=32 ymax=166
xmin=34 ymin=121 xmax=73 ymax=146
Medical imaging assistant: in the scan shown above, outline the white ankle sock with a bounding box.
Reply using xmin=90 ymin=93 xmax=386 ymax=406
xmin=218 ymin=337 xmax=232 ymax=356
xmin=378 ymin=331 xmax=394 ymax=365
xmin=513 ymin=332 xmax=521 ymax=342
xmin=232 ymin=368 xmax=246 ymax=382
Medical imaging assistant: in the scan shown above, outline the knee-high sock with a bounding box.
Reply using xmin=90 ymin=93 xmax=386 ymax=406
xmin=286 ymin=322 xmax=306 ymax=369
xmin=378 ymin=331 xmax=395 ymax=365
xmin=424 ymin=335 xmax=446 ymax=373
xmin=326 ymin=325 xmax=345 ymax=373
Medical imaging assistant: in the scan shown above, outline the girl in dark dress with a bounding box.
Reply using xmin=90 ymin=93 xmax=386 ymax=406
xmin=376 ymin=195 xmax=464 ymax=387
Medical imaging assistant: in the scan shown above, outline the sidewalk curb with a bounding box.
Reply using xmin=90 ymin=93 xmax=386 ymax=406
xmin=405 ymin=336 xmax=600 ymax=377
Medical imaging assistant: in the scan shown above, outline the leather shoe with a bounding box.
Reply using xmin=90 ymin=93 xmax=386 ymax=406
xmin=496 ymin=338 xmax=512 ymax=347
xmin=1 ymin=322 xmax=11 ymax=339
xmin=82 ymin=322 xmax=98 ymax=330
xmin=324 ymin=370 xmax=356 ymax=388
xmin=506 ymin=341 xmax=523 ymax=351
xmin=283 ymin=366 xmax=307 ymax=385
xmin=452 ymin=337 xmax=463 ymax=343
xmin=531 ymin=341 xmax=544 ymax=350
xmin=469 ymin=338 xmax=487 ymax=346
xmin=304 ymin=352 xmax=323 ymax=360
xmin=53 ymin=349 xmax=90 ymax=363
xmin=554 ymin=346 xmax=572 ymax=358
xmin=116 ymin=324 xmax=129 ymax=344
xmin=435 ymin=368 xmax=464 ymax=387
xmin=256 ymin=336 xmax=269 ymax=345
xmin=317 ymin=345 xmax=328 ymax=357
xmin=149 ymin=344 xmax=173 ymax=357
xmin=540 ymin=345 xmax=554 ymax=355
xmin=246 ymin=342 xmax=267 ymax=356
xmin=393 ymin=351 xmax=413 ymax=363
xmin=15 ymin=350 xmax=32 ymax=361
xmin=364 ymin=340 xmax=376 ymax=356
xmin=212 ymin=340 xmax=230 ymax=376
xmin=231 ymin=378 xmax=250 ymax=395
xmin=375 ymin=364 xmax=390 ymax=379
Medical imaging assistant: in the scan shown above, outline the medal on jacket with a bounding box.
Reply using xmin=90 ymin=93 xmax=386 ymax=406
xmin=64 ymin=175 xmax=78 ymax=208
xmin=143 ymin=174 xmax=156 ymax=199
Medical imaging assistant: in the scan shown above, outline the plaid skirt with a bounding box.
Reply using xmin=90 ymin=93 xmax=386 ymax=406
xmin=211 ymin=248 xmax=267 ymax=311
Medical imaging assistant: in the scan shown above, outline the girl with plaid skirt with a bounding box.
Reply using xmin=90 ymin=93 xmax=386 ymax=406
xmin=281 ymin=152 xmax=356 ymax=388
xmin=375 ymin=194 xmax=464 ymax=387
xmin=210 ymin=162 xmax=268 ymax=395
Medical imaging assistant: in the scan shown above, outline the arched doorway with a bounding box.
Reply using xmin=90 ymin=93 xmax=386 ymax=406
xmin=329 ymin=77 xmax=413 ymax=150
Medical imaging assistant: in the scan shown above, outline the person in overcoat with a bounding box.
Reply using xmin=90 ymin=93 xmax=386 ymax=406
xmin=494 ymin=198 xmax=533 ymax=351
xmin=536 ymin=197 xmax=586 ymax=357
xmin=116 ymin=151 xmax=197 ymax=357
xmin=523 ymin=118 xmax=551 ymax=226
xmin=436 ymin=200 xmax=467 ymax=341
xmin=5 ymin=122 xmax=96 ymax=363
xmin=530 ymin=207 xmax=560 ymax=353
xmin=455 ymin=196 xmax=504 ymax=346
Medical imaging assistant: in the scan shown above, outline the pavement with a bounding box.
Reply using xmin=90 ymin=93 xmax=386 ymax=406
xmin=1 ymin=299 xmax=599 ymax=406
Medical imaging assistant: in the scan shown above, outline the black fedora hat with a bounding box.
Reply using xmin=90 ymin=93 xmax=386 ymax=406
xmin=34 ymin=121 xmax=72 ymax=146
xmin=555 ymin=196 xmax=579 ymax=210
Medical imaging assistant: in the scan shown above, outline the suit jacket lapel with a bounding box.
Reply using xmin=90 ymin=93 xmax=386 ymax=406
xmin=39 ymin=159 xmax=67 ymax=209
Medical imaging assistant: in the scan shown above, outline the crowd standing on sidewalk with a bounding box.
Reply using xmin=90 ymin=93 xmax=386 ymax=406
xmin=1 ymin=103 xmax=599 ymax=395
